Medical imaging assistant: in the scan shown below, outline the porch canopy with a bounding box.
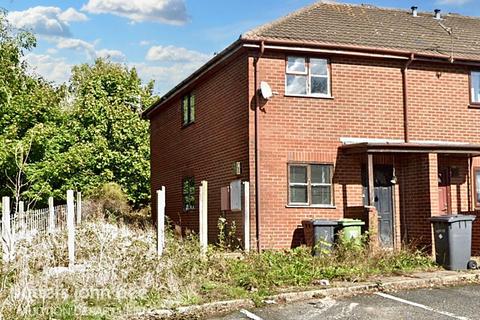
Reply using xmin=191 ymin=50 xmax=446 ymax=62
xmin=340 ymin=140 xmax=480 ymax=207
xmin=341 ymin=141 xmax=480 ymax=156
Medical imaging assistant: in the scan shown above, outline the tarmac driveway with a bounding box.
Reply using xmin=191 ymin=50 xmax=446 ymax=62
xmin=213 ymin=284 xmax=480 ymax=320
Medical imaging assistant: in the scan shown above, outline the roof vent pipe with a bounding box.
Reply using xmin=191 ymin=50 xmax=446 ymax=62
xmin=411 ymin=6 xmax=418 ymax=17
xmin=434 ymin=9 xmax=442 ymax=20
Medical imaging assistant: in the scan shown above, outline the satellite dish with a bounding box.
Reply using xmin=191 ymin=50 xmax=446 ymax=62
xmin=260 ymin=81 xmax=273 ymax=100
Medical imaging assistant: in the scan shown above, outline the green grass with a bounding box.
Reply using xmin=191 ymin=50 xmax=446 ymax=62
xmin=0 ymin=221 xmax=437 ymax=319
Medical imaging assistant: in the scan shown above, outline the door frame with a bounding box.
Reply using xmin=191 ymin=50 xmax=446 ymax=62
xmin=362 ymin=164 xmax=396 ymax=248
xmin=438 ymin=165 xmax=452 ymax=215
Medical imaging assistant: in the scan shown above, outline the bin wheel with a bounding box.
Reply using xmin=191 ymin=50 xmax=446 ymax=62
xmin=467 ymin=260 xmax=478 ymax=270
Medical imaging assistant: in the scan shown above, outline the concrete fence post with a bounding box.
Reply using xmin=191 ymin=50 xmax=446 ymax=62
xmin=18 ymin=201 xmax=26 ymax=236
xmin=243 ymin=181 xmax=250 ymax=252
xmin=2 ymin=197 xmax=12 ymax=263
xmin=157 ymin=187 xmax=166 ymax=257
xmin=67 ymin=190 xmax=75 ymax=267
xmin=199 ymin=181 xmax=208 ymax=256
xmin=76 ymin=192 xmax=82 ymax=225
xmin=48 ymin=197 xmax=55 ymax=233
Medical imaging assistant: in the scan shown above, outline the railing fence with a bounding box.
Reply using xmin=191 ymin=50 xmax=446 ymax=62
xmin=1 ymin=191 xmax=82 ymax=263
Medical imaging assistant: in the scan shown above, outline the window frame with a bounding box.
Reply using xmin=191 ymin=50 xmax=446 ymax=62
xmin=288 ymin=163 xmax=309 ymax=206
xmin=473 ymin=167 xmax=480 ymax=208
xmin=285 ymin=56 xmax=332 ymax=98
xmin=182 ymin=176 xmax=196 ymax=212
xmin=287 ymin=163 xmax=334 ymax=207
xmin=470 ymin=71 xmax=480 ymax=107
xmin=182 ymin=92 xmax=195 ymax=126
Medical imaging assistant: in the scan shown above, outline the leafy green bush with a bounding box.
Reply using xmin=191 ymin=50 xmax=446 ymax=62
xmin=88 ymin=182 xmax=130 ymax=218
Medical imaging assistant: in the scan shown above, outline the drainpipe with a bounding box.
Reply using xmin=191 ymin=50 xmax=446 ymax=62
xmin=254 ymin=41 xmax=265 ymax=252
xmin=468 ymin=155 xmax=472 ymax=212
xmin=402 ymin=53 xmax=415 ymax=143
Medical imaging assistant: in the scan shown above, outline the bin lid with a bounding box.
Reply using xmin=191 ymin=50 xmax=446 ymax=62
xmin=429 ymin=215 xmax=476 ymax=223
xmin=337 ymin=218 xmax=365 ymax=226
xmin=311 ymin=219 xmax=339 ymax=226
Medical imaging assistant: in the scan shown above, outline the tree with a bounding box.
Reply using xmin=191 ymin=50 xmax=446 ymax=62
xmin=0 ymin=10 xmax=64 ymax=207
xmin=0 ymin=11 xmax=156 ymax=208
xmin=25 ymin=60 xmax=155 ymax=207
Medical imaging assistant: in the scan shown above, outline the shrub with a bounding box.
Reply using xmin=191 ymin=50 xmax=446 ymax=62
xmin=85 ymin=182 xmax=131 ymax=220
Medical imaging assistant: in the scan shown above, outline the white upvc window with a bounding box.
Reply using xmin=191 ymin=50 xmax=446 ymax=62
xmin=285 ymin=56 xmax=331 ymax=97
xmin=288 ymin=164 xmax=334 ymax=206
xmin=471 ymin=71 xmax=480 ymax=104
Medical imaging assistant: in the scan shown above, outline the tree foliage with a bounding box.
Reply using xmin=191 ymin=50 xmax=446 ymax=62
xmin=0 ymin=12 xmax=155 ymax=207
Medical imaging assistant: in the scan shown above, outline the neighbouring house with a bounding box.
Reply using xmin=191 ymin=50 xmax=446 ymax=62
xmin=143 ymin=2 xmax=480 ymax=254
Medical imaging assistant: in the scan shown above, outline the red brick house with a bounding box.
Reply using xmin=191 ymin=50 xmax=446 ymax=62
xmin=143 ymin=2 xmax=480 ymax=253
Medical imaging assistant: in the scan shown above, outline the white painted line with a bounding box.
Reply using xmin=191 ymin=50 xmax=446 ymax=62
xmin=240 ymin=309 xmax=264 ymax=320
xmin=375 ymin=292 xmax=471 ymax=320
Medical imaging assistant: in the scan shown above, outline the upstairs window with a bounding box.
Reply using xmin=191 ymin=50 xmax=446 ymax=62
xmin=288 ymin=164 xmax=334 ymax=206
xmin=285 ymin=57 xmax=331 ymax=97
xmin=471 ymin=72 xmax=480 ymax=104
xmin=183 ymin=177 xmax=195 ymax=211
xmin=182 ymin=92 xmax=195 ymax=126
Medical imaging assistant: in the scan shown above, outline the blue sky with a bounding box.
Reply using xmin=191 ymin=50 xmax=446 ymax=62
xmin=2 ymin=0 xmax=478 ymax=94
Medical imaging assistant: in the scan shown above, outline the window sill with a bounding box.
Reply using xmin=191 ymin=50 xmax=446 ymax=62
xmin=286 ymin=205 xmax=336 ymax=209
xmin=285 ymin=94 xmax=334 ymax=100
xmin=469 ymin=104 xmax=480 ymax=109
xmin=182 ymin=121 xmax=195 ymax=129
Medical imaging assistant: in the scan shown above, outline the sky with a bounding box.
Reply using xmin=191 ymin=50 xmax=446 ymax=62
xmin=1 ymin=0 xmax=479 ymax=95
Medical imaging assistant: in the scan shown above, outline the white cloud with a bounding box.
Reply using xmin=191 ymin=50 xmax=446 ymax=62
xmin=55 ymin=38 xmax=126 ymax=62
xmin=24 ymin=53 xmax=73 ymax=84
xmin=46 ymin=48 xmax=58 ymax=55
xmin=25 ymin=47 xmax=204 ymax=94
xmin=131 ymin=59 xmax=207 ymax=94
xmin=7 ymin=6 xmax=87 ymax=37
xmin=59 ymin=7 xmax=89 ymax=23
xmin=82 ymin=0 xmax=188 ymax=25
xmin=140 ymin=40 xmax=152 ymax=46
xmin=56 ymin=38 xmax=96 ymax=59
xmin=437 ymin=0 xmax=471 ymax=4
xmin=146 ymin=45 xmax=211 ymax=64
xmin=96 ymin=49 xmax=126 ymax=62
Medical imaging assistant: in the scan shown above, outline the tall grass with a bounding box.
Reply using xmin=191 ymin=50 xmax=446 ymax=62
xmin=0 ymin=220 xmax=436 ymax=319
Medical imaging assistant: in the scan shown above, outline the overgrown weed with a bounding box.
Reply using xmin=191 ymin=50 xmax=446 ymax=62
xmin=0 ymin=218 xmax=436 ymax=319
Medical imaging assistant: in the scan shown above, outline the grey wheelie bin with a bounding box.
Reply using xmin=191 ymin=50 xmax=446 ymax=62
xmin=430 ymin=215 xmax=477 ymax=270
xmin=302 ymin=220 xmax=338 ymax=256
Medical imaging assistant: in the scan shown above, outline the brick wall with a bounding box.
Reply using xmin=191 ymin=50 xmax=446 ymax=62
xmin=397 ymin=154 xmax=436 ymax=250
xmin=472 ymin=211 xmax=480 ymax=255
xmin=464 ymin=158 xmax=480 ymax=255
xmin=246 ymin=51 xmax=480 ymax=249
xmin=408 ymin=63 xmax=480 ymax=142
xmin=149 ymin=51 xmax=250 ymax=244
xmin=150 ymin=47 xmax=480 ymax=251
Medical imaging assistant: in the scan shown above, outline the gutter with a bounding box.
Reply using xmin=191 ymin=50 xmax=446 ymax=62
xmin=242 ymin=38 xmax=478 ymax=64
xmin=254 ymin=41 xmax=265 ymax=252
xmin=402 ymin=53 xmax=415 ymax=143
xmin=243 ymin=43 xmax=410 ymax=61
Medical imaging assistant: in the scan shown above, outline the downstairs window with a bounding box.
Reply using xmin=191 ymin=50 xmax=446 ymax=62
xmin=288 ymin=164 xmax=334 ymax=206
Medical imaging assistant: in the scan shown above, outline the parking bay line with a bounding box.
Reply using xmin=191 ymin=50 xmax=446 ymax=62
xmin=375 ymin=292 xmax=471 ymax=320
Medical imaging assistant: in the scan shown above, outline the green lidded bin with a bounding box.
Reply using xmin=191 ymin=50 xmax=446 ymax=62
xmin=337 ymin=219 xmax=365 ymax=244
